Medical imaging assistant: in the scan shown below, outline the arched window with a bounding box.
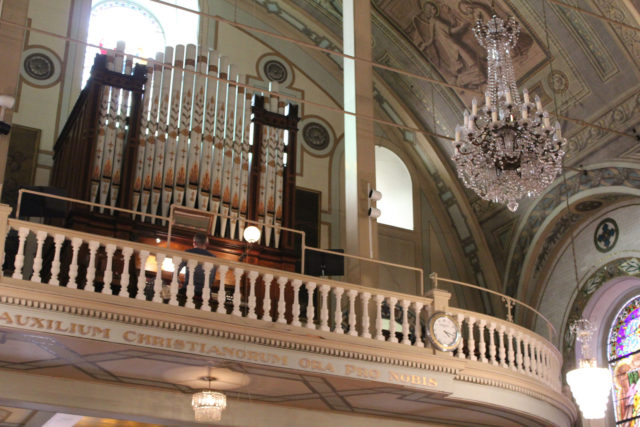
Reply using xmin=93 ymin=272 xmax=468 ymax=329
xmin=374 ymin=146 xmax=413 ymax=230
xmin=82 ymin=0 xmax=199 ymax=85
xmin=608 ymin=296 xmax=640 ymax=425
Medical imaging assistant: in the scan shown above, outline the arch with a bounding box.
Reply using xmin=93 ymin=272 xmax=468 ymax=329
xmin=374 ymin=146 xmax=414 ymax=230
xmin=81 ymin=0 xmax=199 ymax=86
xmin=504 ymin=165 xmax=640 ymax=300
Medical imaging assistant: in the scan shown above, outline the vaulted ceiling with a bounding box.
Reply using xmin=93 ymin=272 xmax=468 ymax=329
xmin=232 ymin=0 xmax=640 ymax=307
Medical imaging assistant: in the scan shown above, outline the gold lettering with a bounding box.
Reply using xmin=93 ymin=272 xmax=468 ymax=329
xmin=123 ymin=330 xmax=136 ymax=342
xmin=69 ymin=323 xmax=76 ymax=334
xmin=236 ymin=349 xmax=246 ymax=359
xmin=152 ymin=336 xmax=165 ymax=347
xmin=429 ymin=378 xmax=437 ymax=387
xmin=223 ymin=347 xmax=235 ymax=358
xmin=30 ymin=317 xmax=45 ymax=328
xmin=174 ymin=340 xmax=184 ymax=350
xmin=299 ymin=358 xmax=309 ymax=368
xmin=15 ymin=315 xmax=28 ymax=326
xmin=389 ymin=371 xmax=401 ymax=382
xmin=345 ymin=364 xmax=355 ymax=375
xmin=411 ymin=375 xmax=421 ymax=385
xmin=55 ymin=321 xmax=69 ymax=333
xmin=46 ymin=319 xmax=54 ymax=329
xmin=0 ymin=312 xmax=12 ymax=324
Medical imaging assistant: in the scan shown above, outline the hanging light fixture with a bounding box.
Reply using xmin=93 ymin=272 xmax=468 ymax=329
xmin=566 ymin=319 xmax=612 ymax=419
xmin=452 ymin=15 xmax=565 ymax=212
xmin=192 ymin=376 xmax=227 ymax=422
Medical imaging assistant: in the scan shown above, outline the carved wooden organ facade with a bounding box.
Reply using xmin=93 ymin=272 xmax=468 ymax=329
xmin=52 ymin=43 xmax=299 ymax=265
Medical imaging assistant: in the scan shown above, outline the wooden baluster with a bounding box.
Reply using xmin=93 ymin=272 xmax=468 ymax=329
xmin=361 ymin=292 xmax=371 ymax=339
xmin=507 ymin=328 xmax=516 ymax=370
xmin=232 ymin=267 xmax=244 ymax=317
xmin=413 ymin=301 xmax=424 ymax=347
xmin=12 ymin=227 xmax=29 ymax=279
xmin=305 ymin=281 xmax=316 ymax=329
xmin=488 ymin=322 xmax=497 ymax=365
xmin=277 ymin=277 xmax=287 ymax=324
xmin=103 ymin=244 xmax=116 ymax=294
xmin=153 ymin=253 xmax=166 ymax=302
xmin=67 ymin=237 xmax=83 ymax=289
xmin=523 ymin=336 xmax=531 ymax=374
xmin=247 ymin=271 xmax=259 ymax=319
xmin=478 ymin=319 xmax=487 ymax=362
xmin=31 ymin=230 xmax=47 ymax=282
xmin=387 ymin=296 xmax=398 ymax=343
xmin=457 ymin=314 xmax=465 ymax=358
xmin=467 ymin=317 xmax=477 ymax=361
xmin=262 ymin=274 xmax=274 ymax=321
xmin=49 ymin=234 xmax=65 ymax=286
xmin=137 ymin=250 xmax=150 ymax=301
xmin=401 ymin=299 xmax=411 ymax=345
xmin=347 ymin=289 xmax=358 ymax=337
xmin=85 ymin=240 xmax=100 ymax=292
xmin=216 ymin=265 xmax=228 ymax=314
xmin=498 ymin=325 xmax=507 ymax=368
xmin=120 ymin=247 xmax=133 ymax=297
xmin=333 ymin=286 xmax=344 ymax=334
xmin=319 ymin=284 xmax=330 ymax=331
xmin=515 ymin=332 xmax=524 ymax=372
xmin=185 ymin=260 xmax=197 ymax=308
xmin=291 ymin=279 xmax=302 ymax=327
xmin=374 ymin=294 xmax=384 ymax=341
xmin=169 ymin=255 xmax=181 ymax=305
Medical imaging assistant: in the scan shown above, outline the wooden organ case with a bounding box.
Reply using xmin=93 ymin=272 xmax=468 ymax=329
xmin=52 ymin=43 xmax=300 ymax=271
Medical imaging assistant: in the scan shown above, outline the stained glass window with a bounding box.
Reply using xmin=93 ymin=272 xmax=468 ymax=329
xmin=608 ymin=296 xmax=640 ymax=425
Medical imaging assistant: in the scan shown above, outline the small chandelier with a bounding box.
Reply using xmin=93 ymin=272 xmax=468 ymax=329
xmin=566 ymin=319 xmax=612 ymax=419
xmin=192 ymin=376 xmax=227 ymax=422
xmin=452 ymin=15 xmax=566 ymax=212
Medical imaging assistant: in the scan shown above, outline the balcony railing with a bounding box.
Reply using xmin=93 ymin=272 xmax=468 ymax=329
xmin=0 ymin=205 xmax=562 ymax=393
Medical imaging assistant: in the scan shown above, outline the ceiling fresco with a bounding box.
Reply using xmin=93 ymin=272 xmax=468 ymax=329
xmin=207 ymin=0 xmax=640 ymax=310
xmin=375 ymin=0 xmax=547 ymax=97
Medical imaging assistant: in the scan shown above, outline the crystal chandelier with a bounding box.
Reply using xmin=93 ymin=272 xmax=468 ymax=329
xmin=192 ymin=376 xmax=227 ymax=422
xmin=566 ymin=319 xmax=612 ymax=419
xmin=452 ymin=15 xmax=566 ymax=212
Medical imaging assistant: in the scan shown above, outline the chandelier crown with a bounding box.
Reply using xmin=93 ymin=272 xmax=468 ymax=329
xmin=452 ymin=15 xmax=566 ymax=212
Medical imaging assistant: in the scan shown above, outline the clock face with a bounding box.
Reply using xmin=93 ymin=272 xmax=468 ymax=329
xmin=428 ymin=313 xmax=461 ymax=351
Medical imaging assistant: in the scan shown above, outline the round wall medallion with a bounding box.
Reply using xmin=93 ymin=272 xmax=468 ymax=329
xmin=263 ymin=60 xmax=288 ymax=84
xmin=303 ymin=122 xmax=330 ymax=151
xmin=257 ymin=54 xmax=293 ymax=88
xmin=21 ymin=47 xmax=62 ymax=87
xmin=24 ymin=53 xmax=55 ymax=80
xmin=594 ymin=218 xmax=619 ymax=253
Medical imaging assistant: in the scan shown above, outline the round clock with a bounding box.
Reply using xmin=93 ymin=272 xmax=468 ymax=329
xmin=427 ymin=312 xmax=461 ymax=351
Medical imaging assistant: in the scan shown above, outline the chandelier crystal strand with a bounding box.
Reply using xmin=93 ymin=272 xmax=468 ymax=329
xmin=452 ymin=15 xmax=566 ymax=212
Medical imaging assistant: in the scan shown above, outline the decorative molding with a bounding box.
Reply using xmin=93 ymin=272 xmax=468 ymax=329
xmin=0 ymin=282 xmax=568 ymax=408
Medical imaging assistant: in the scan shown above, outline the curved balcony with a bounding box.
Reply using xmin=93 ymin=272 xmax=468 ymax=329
xmin=0 ymin=209 xmax=576 ymax=426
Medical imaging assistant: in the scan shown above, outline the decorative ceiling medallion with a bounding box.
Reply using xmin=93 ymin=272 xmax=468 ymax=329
xmin=257 ymin=55 xmax=293 ymax=88
xmin=575 ymin=200 xmax=603 ymax=212
xmin=20 ymin=47 xmax=62 ymax=87
xmin=263 ymin=60 xmax=288 ymax=84
xmin=548 ymin=70 xmax=569 ymax=94
xmin=594 ymin=218 xmax=618 ymax=253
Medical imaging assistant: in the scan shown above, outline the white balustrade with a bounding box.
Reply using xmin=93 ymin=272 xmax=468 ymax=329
xmin=2 ymin=219 xmax=563 ymax=394
xmin=333 ymin=287 xmax=344 ymax=334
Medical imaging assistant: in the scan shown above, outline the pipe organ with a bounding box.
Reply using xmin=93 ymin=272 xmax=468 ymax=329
xmin=53 ymin=42 xmax=299 ymax=263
